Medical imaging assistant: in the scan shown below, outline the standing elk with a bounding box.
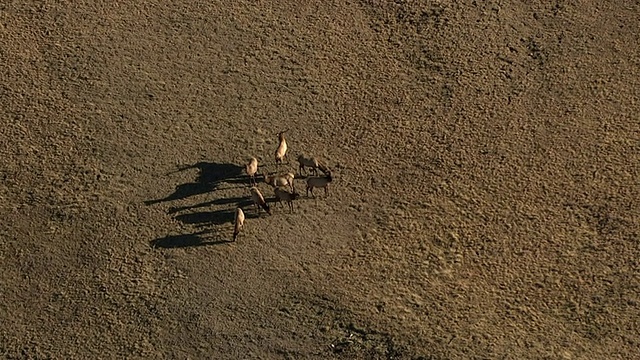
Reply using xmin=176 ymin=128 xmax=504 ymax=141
xmin=249 ymin=186 xmax=271 ymax=215
xmin=306 ymin=170 xmax=333 ymax=198
xmin=274 ymin=186 xmax=299 ymax=213
xmin=245 ymin=157 xmax=259 ymax=186
xmin=274 ymin=130 xmax=288 ymax=166
xmin=233 ymin=207 xmax=245 ymax=241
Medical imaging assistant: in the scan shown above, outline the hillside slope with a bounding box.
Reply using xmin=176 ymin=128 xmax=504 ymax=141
xmin=1 ymin=1 xmax=638 ymax=359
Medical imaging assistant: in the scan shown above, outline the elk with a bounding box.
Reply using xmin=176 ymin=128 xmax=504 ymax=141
xmin=274 ymin=186 xmax=299 ymax=213
xmin=274 ymin=130 xmax=288 ymax=166
xmin=232 ymin=207 xmax=245 ymax=241
xmin=249 ymin=186 xmax=271 ymax=215
xmin=297 ymin=154 xmax=320 ymax=176
xmin=263 ymin=171 xmax=295 ymax=193
xmin=306 ymin=170 xmax=333 ymax=198
xmin=245 ymin=157 xmax=259 ymax=186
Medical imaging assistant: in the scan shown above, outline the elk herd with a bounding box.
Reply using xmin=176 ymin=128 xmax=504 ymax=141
xmin=233 ymin=130 xmax=333 ymax=242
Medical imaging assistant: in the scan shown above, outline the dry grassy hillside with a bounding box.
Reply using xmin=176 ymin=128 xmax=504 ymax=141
xmin=1 ymin=1 xmax=638 ymax=359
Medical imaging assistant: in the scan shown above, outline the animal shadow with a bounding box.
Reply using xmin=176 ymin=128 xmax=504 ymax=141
xmin=175 ymin=208 xmax=236 ymax=226
xmin=144 ymin=162 xmax=246 ymax=205
xmin=175 ymin=207 xmax=260 ymax=227
xmin=168 ymin=196 xmax=254 ymax=214
xmin=145 ymin=161 xmax=265 ymax=247
xmin=150 ymin=229 xmax=229 ymax=249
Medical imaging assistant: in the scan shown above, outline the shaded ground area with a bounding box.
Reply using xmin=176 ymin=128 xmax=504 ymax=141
xmin=1 ymin=1 xmax=639 ymax=359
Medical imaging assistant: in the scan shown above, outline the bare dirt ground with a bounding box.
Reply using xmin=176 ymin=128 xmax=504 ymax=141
xmin=1 ymin=1 xmax=639 ymax=359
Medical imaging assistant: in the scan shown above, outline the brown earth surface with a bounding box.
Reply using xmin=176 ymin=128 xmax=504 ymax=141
xmin=1 ymin=1 xmax=639 ymax=359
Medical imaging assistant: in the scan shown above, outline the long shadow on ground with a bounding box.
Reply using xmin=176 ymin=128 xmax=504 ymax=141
xmin=145 ymin=161 xmax=271 ymax=248
xmin=144 ymin=162 xmax=247 ymax=205
xmin=175 ymin=208 xmax=237 ymax=226
xmin=176 ymin=207 xmax=262 ymax=227
xmin=168 ymin=197 xmax=254 ymax=214
xmin=150 ymin=229 xmax=229 ymax=249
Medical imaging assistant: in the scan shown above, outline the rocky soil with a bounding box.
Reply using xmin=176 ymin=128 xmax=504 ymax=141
xmin=1 ymin=1 xmax=638 ymax=359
